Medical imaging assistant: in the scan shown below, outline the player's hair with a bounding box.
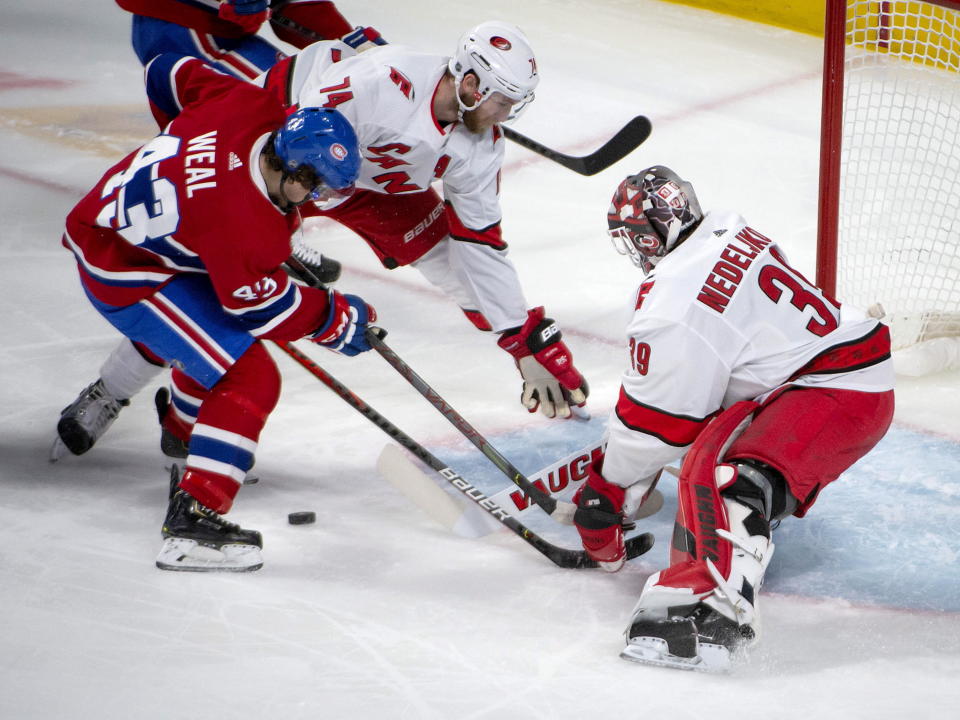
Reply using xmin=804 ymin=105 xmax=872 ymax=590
xmin=262 ymin=135 xmax=321 ymax=189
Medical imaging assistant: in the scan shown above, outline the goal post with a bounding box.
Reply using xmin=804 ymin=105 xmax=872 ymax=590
xmin=816 ymin=0 xmax=960 ymax=365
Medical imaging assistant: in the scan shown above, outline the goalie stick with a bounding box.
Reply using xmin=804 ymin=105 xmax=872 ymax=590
xmin=267 ymin=12 xmax=650 ymax=175
xmin=367 ymin=329 xmax=580 ymax=525
xmin=274 ymin=340 xmax=654 ymax=569
xmin=378 ymin=441 xmax=667 ymax=538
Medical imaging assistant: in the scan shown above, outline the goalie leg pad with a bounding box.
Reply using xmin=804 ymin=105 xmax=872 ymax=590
xmin=623 ymin=401 xmax=777 ymax=671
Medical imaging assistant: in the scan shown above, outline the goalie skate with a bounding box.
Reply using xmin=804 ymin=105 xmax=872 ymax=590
xmin=620 ymin=605 xmax=751 ymax=673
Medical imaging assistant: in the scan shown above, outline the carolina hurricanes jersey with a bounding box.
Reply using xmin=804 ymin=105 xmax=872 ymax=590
xmin=63 ymin=55 xmax=331 ymax=341
xmin=258 ymin=41 xmax=531 ymax=329
xmin=601 ymin=210 xmax=895 ymax=493
xmin=269 ymin=41 xmax=507 ymax=245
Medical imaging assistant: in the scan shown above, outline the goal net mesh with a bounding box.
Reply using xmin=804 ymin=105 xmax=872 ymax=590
xmin=837 ymin=0 xmax=960 ymax=349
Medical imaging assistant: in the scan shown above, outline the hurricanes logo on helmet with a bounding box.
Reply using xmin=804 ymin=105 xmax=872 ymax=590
xmin=490 ymin=35 xmax=512 ymax=50
xmin=330 ymin=143 xmax=348 ymax=160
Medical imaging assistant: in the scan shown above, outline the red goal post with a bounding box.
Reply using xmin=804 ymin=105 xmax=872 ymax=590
xmin=816 ymin=0 xmax=960 ymax=361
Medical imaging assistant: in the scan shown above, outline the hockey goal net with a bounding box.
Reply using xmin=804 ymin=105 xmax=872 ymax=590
xmin=817 ymin=0 xmax=960 ymax=371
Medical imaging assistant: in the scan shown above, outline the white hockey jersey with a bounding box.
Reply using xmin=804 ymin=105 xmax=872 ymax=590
xmin=261 ymin=41 xmax=529 ymax=329
xmin=293 ymin=44 xmax=504 ymax=222
xmin=601 ymin=210 xmax=895 ymax=494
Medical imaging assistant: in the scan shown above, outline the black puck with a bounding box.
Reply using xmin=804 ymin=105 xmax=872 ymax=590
xmin=288 ymin=511 xmax=316 ymax=525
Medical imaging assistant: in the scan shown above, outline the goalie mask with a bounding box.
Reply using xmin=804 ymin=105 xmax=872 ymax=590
xmin=448 ymin=21 xmax=539 ymax=121
xmin=607 ymin=166 xmax=703 ymax=274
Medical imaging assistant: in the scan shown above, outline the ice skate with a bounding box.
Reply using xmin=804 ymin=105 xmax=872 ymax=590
xmin=288 ymin=238 xmax=341 ymax=285
xmin=157 ymin=467 xmax=263 ymax=572
xmin=154 ymin=387 xmax=189 ymax=459
xmin=50 ymin=379 xmax=129 ymax=461
xmin=621 ymin=601 xmax=756 ymax=673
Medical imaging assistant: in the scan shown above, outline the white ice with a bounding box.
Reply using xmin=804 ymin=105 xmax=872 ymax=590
xmin=1 ymin=1 xmax=959 ymax=718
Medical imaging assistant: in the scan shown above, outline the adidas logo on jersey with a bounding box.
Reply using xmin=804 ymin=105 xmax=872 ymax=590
xmin=228 ymin=152 xmax=243 ymax=170
xmin=714 ymin=229 xmax=727 ymax=237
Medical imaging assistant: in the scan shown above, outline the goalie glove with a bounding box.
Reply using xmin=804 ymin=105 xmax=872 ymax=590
xmin=572 ymin=460 xmax=634 ymax=572
xmin=497 ymin=307 xmax=589 ymax=419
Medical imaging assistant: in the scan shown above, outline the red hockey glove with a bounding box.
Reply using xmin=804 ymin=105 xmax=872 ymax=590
xmin=573 ymin=460 xmax=634 ymax=572
xmin=497 ymin=307 xmax=588 ymax=419
xmin=310 ymin=291 xmax=377 ymax=356
xmin=341 ymin=25 xmax=387 ymax=52
xmin=219 ymin=0 xmax=270 ymax=34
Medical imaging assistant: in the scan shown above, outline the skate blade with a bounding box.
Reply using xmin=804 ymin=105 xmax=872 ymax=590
xmin=49 ymin=436 xmax=68 ymax=463
xmin=156 ymin=537 xmax=263 ymax=572
xmin=620 ymin=637 xmax=731 ymax=674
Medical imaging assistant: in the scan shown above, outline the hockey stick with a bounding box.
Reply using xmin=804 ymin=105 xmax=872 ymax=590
xmin=502 ymin=117 xmax=651 ymax=176
xmin=365 ymin=327 xmax=652 ymax=562
xmin=267 ymin=13 xmax=650 ymax=175
xmin=378 ymin=441 xmax=666 ymax=538
xmin=275 ymin=340 xmax=653 ymax=568
xmin=364 ymin=328 xmax=576 ymax=522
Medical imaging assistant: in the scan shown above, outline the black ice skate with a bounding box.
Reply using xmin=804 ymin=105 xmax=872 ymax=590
xmin=621 ymin=602 xmax=756 ymax=673
xmin=157 ymin=467 xmax=263 ymax=572
xmin=50 ymin=379 xmax=129 ymax=461
xmin=154 ymin=387 xmax=189 ymax=459
xmin=286 ymin=239 xmax=342 ymax=286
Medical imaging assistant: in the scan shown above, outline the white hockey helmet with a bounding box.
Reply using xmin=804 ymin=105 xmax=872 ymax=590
xmin=448 ymin=21 xmax=539 ymax=120
xmin=607 ymin=166 xmax=703 ymax=274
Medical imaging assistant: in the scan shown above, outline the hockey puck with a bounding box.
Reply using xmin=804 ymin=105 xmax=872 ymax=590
xmin=287 ymin=511 xmax=316 ymax=525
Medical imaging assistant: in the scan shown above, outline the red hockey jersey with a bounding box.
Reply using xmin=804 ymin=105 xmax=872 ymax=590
xmin=63 ymin=55 xmax=331 ymax=341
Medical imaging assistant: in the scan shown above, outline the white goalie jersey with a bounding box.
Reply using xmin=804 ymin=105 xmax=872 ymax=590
xmin=601 ymin=210 xmax=896 ymax=494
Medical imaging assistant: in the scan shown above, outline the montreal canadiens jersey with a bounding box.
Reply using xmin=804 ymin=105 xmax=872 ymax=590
xmin=601 ymin=210 xmax=895 ymax=491
xmin=115 ymin=0 xmax=255 ymax=38
xmin=63 ymin=55 xmax=332 ymax=341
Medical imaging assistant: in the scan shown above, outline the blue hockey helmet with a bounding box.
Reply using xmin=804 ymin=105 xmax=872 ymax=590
xmin=273 ymin=107 xmax=360 ymax=196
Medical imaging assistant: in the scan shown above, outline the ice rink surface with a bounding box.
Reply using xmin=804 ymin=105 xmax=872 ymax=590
xmin=1 ymin=1 xmax=959 ymax=718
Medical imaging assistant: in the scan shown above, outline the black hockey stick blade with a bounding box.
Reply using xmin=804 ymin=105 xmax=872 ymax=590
xmin=503 ymin=116 xmax=652 ymax=176
xmin=575 ymin=532 xmax=655 ymax=569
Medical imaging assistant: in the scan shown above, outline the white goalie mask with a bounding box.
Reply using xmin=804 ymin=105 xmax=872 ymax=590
xmin=448 ymin=21 xmax=539 ymax=121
